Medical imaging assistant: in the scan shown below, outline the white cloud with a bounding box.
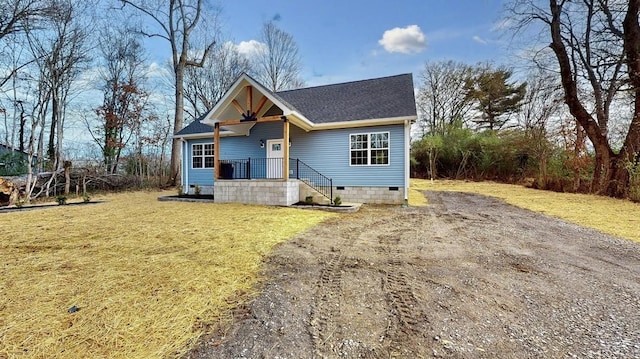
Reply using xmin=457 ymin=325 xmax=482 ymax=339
xmin=235 ymin=40 xmax=267 ymax=58
xmin=491 ymin=18 xmax=513 ymax=32
xmin=147 ymin=61 xmax=171 ymax=79
xmin=473 ymin=35 xmax=488 ymax=44
xmin=378 ymin=25 xmax=427 ymax=54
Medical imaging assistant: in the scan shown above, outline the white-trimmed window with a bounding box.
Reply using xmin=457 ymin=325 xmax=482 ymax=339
xmin=350 ymin=132 xmax=389 ymax=166
xmin=192 ymin=143 xmax=214 ymax=168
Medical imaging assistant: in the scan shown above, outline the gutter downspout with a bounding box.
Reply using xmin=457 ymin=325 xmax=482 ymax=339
xmin=403 ymin=119 xmax=410 ymax=207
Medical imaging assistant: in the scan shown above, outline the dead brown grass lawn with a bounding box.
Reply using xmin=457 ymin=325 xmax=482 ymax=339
xmin=411 ymin=179 xmax=640 ymax=243
xmin=0 ymin=190 xmax=335 ymax=358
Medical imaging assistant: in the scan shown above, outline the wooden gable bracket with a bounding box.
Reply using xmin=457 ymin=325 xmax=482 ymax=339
xmin=241 ymin=110 xmax=257 ymax=122
xmin=221 ymin=85 xmax=276 ymax=126
xmin=230 ymin=85 xmax=270 ymax=123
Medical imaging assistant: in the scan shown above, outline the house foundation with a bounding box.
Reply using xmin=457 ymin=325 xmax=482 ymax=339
xmin=299 ymin=183 xmax=405 ymax=205
xmin=333 ymin=186 xmax=404 ymax=204
xmin=187 ymin=185 xmax=214 ymax=195
xmin=214 ymin=179 xmax=299 ymax=206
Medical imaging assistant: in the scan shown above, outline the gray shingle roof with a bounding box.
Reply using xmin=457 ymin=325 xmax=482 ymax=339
xmin=175 ymin=114 xmax=213 ymax=136
xmin=277 ymin=73 xmax=416 ymax=123
xmin=176 ymin=73 xmax=416 ymax=136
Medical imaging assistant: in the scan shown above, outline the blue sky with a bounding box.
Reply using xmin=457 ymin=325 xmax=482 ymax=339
xmin=217 ymin=0 xmax=510 ymax=86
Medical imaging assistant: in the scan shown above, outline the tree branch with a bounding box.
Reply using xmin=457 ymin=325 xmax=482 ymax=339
xmin=119 ymin=0 xmax=171 ymax=39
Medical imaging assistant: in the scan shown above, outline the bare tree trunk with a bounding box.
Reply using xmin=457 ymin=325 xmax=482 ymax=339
xmin=612 ymin=0 xmax=640 ymax=197
xmin=18 ymin=103 xmax=26 ymax=152
xmin=548 ymin=0 xmax=616 ymax=194
xmin=574 ymin=123 xmax=585 ymax=192
xmin=429 ymin=148 xmax=438 ymax=181
xmin=82 ymin=170 xmax=87 ymax=196
xmin=64 ymin=160 xmax=71 ymax=195
xmin=170 ymin=66 xmax=184 ymax=186
xmin=48 ymin=90 xmax=58 ymax=162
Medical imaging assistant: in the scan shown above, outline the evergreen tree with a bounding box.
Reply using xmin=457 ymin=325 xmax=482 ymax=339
xmin=466 ymin=67 xmax=526 ymax=131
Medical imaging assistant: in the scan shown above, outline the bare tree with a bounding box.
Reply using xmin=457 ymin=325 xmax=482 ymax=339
xmin=21 ymin=55 xmax=52 ymax=201
xmin=507 ymin=0 xmax=640 ymax=196
xmin=183 ymin=41 xmax=251 ymax=119
xmin=517 ymin=69 xmax=562 ymax=133
xmin=0 ymin=1 xmax=51 ymax=151
xmin=118 ymin=0 xmax=218 ymax=186
xmin=44 ymin=1 xmax=90 ymax=168
xmin=0 ymin=0 xmax=52 ymax=88
xmin=517 ymin=69 xmax=564 ymax=187
xmin=254 ymin=21 xmax=304 ymax=91
xmin=1 ymin=34 xmax=24 ymax=149
xmin=87 ymin=26 xmax=148 ymax=174
xmin=416 ymin=60 xmax=476 ymax=136
xmin=20 ymin=0 xmax=91 ymax=198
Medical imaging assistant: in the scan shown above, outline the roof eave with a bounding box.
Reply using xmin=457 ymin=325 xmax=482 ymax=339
xmin=310 ymin=115 xmax=417 ymax=130
xmin=285 ymin=111 xmax=314 ymax=131
xmin=173 ymin=131 xmax=246 ymax=140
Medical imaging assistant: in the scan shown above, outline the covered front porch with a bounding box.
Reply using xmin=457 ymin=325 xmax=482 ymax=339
xmin=203 ymin=76 xmax=331 ymax=206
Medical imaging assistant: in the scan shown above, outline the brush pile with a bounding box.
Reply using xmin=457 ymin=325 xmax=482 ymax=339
xmin=0 ymin=177 xmax=18 ymax=206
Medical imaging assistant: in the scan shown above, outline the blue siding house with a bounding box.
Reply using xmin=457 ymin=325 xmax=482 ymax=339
xmin=174 ymin=73 xmax=417 ymax=205
xmin=0 ymin=144 xmax=32 ymax=176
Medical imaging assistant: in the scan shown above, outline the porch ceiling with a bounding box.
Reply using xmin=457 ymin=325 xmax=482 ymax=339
xmin=220 ymin=122 xmax=255 ymax=136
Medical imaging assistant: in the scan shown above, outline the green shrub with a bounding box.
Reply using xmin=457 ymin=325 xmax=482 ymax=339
xmin=626 ymin=153 xmax=640 ymax=202
xmin=83 ymin=193 xmax=91 ymax=203
xmin=305 ymin=195 xmax=314 ymax=204
xmin=333 ymin=196 xmax=342 ymax=206
xmin=194 ymin=184 xmax=201 ymax=196
xmin=56 ymin=195 xmax=67 ymax=205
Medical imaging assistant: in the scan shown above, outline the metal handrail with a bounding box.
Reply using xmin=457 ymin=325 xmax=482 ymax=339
xmin=292 ymin=158 xmax=333 ymax=202
xmin=219 ymin=158 xmax=283 ymax=179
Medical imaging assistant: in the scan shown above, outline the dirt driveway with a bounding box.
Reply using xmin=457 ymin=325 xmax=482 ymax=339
xmin=186 ymin=191 xmax=640 ymax=358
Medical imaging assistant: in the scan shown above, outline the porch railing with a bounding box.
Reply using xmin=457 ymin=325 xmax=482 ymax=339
xmin=218 ymin=157 xmax=333 ymax=202
xmin=219 ymin=158 xmax=282 ymax=179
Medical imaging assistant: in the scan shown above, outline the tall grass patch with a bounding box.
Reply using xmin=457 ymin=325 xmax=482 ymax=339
xmin=0 ymin=191 xmax=334 ymax=358
xmin=411 ymin=179 xmax=640 ymax=243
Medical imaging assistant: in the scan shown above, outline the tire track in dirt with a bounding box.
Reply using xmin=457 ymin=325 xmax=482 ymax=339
xmin=309 ymin=213 xmax=394 ymax=358
xmin=311 ymin=209 xmax=426 ymax=358
xmin=376 ymin=212 xmax=430 ymax=358
xmin=382 ymin=269 xmax=426 ymax=357
xmin=311 ymin=253 xmax=344 ymax=357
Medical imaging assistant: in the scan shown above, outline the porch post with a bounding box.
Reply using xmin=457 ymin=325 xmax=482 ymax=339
xmin=214 ymin=123 xmax=220 ymax=180
xmin=282 ymin=116 xmax=289 ymax=180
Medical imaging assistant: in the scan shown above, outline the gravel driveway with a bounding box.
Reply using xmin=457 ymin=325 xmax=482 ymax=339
xmin=186 ymin=191 xmax=640 ymax=358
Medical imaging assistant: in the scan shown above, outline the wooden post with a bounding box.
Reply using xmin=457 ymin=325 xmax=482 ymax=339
xmin=246 ymin=86 xmax=252 ymax=114
xmin=282 ymin=116 xmax=289 ymax=180
xmin=214 ymin=123 xmax=220 ymax=180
